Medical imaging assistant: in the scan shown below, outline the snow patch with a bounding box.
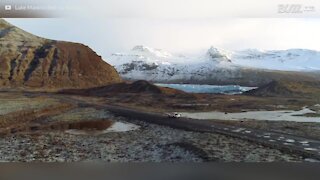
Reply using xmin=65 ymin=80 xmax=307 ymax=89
xmin=180 ymin=107 xmax=320 ymax=122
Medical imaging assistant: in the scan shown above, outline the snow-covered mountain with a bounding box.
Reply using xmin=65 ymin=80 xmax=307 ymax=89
xmin=232 ymin=49 xmax=320 ymax=71
xmin=111 ymin=46 xmax=320 ymax=86
xmin=111 ymin=45 xmax=188 ymax=66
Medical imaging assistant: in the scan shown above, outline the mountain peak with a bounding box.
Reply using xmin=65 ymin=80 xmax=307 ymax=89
xmin=132 ymin=45 xmax=153 ymax=52
xmin=0 ymin=19 xmax=13 ymax=28
xmin=0 ymin=18 xmax=45 ymax=46
xmin=131 ymin=45 xmax=173 ymax=58
xmin=206 ymin=46 xmax=231 ymax=62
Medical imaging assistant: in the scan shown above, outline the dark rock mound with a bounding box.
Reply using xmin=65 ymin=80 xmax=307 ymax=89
xmin=245 ymin=80 xmax=320 ymax=97
xmin=60 ymin=80 xmax=185 ymax=96
xmin=118 ymin=80 xmax=163 ymax=94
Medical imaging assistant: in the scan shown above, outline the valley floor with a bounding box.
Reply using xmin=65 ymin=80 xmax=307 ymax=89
xmin=0 ymin=91 xmax=319 ymax=162
xmin=0 ymin=119 xmax=301 ymax=162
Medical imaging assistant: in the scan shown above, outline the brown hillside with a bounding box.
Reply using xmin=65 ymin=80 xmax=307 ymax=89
xmin=0 ymin=19 xmax=121 ymax=90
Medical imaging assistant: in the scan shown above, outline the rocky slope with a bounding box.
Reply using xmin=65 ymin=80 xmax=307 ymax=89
xmin=114 ymin=46 xmax=319 ymax=86
xmin=0 ymin=19 xmax=121 ymax=90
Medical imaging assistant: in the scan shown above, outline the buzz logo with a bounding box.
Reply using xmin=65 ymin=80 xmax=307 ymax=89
xmin=5 ymin=5 xmax=12 ymax=11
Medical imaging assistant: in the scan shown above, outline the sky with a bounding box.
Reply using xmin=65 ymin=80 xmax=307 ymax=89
xmin=4 ymin=0 xmax=320 ymax=64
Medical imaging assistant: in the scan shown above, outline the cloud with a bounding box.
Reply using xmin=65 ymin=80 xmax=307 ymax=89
xmin=62 ymin=0 xmax=320 ymax=18
xmin=4 ymin=0 xmax=320 ymax=64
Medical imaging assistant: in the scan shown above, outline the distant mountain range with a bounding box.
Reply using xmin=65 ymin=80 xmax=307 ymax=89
xmin=112 ymin=46 xmax=320 ymax=86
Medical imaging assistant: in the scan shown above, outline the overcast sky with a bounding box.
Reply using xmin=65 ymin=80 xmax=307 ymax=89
xmin=4 ymin=0 xmax=320 ymax=64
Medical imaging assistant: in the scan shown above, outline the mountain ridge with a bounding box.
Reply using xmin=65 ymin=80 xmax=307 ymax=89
xmin=113 ymin=45 xmax=320 ymax=86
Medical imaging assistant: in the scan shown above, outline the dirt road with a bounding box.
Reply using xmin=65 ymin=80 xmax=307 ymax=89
xmin=101 ymin=104 xmax=320 ymax=160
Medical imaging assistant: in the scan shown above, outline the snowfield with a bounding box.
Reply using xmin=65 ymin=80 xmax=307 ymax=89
xmin=232 ymin=49 xmax=320 ymax=71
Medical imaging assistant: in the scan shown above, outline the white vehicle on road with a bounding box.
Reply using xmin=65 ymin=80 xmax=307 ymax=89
xmin=166 ymin=112 xmax=182 ymax=118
